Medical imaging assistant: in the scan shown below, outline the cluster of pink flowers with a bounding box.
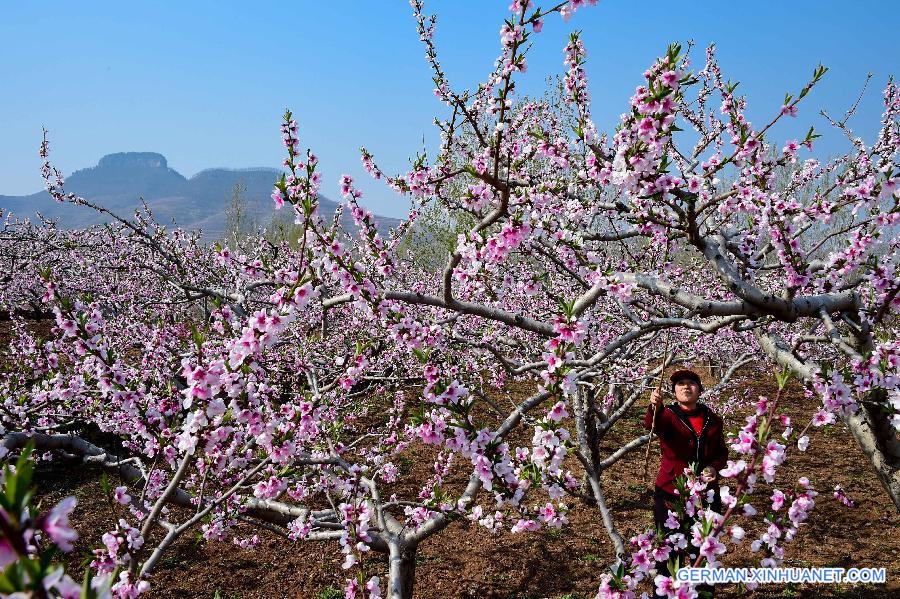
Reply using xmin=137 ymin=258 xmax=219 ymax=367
xmin=600 ymin=382 xmax=824 ymax=597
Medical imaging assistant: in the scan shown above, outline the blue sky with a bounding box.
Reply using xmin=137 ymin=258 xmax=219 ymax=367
xmin=1 ymin=1 xmax=896 ymax=218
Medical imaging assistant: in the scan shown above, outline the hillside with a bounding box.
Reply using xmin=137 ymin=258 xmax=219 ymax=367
xmin=0 ymin=152 xmax=400 ymax=239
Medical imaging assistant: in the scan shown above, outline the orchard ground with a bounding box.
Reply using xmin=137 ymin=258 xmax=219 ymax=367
xmin=16 ymin=323 xmax=897 ymax=599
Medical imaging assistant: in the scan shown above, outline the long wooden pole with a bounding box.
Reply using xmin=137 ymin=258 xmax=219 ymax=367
xmin=643 ymin=333 xmax=671 ymax=485
xmin=643 ymin=227 xmax=672 ymax=487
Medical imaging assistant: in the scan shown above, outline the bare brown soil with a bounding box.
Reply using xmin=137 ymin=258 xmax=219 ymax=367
xmin=28 ymin=370 xmax=900 ymax=599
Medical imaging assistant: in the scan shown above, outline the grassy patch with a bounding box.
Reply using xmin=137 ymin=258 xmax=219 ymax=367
xmin=315 ymin=586 xmax=343 ymax=599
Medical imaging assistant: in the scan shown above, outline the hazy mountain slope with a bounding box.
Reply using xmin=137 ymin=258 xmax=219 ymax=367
xmin=0 ymin=152 xmax=399 ymax=239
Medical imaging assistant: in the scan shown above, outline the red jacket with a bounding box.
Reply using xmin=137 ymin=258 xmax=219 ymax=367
xmin=643 ymin=402 xmax=729 ymax=494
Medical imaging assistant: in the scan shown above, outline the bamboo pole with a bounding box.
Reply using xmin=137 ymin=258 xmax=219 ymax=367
xmin=643 ymin=333 xmax=671 ymax=486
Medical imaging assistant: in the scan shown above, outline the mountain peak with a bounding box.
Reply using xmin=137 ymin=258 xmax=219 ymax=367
xmin=1 ymin=152 xmax=401 ymax=239
xmin=97 ymin=152 xmax=168 ymax=170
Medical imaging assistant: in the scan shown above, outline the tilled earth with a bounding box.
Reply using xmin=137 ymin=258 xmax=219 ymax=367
xmin=29 ymin=373 xmax=900 ymax=599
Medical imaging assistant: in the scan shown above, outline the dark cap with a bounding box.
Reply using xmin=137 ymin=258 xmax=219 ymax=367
xmin=669 ymin=369 xmax=702 ymax=390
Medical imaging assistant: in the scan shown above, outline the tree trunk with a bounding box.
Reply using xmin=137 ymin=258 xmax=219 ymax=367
xmin=758 ymin=332 xmax=900 ymax=512
xmin=575 ymin=385 xmax=600 ymax=498
xmin=573 ymin=385 xmax=627 ymax=557
xmin=842 ymin=391 xmax=900 ymax=512
xmin=387 ymin=541 xmax=416 ymax=599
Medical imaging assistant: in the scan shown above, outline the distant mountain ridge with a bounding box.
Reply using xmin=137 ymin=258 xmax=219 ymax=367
xmin=0 ymin=152 xmax=400 ymax=239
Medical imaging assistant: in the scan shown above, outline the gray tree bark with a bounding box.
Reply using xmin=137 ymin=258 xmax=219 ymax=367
xmin=387 ymin=540 xmax=417 ymax=599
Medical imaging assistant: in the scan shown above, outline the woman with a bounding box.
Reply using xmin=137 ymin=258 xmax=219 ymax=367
xmin=645 ymin=368 xmax=729 ymax=596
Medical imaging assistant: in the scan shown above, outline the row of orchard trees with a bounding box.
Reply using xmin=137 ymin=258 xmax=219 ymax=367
xmin=1 ymin=1 xmax=898 ymax=597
